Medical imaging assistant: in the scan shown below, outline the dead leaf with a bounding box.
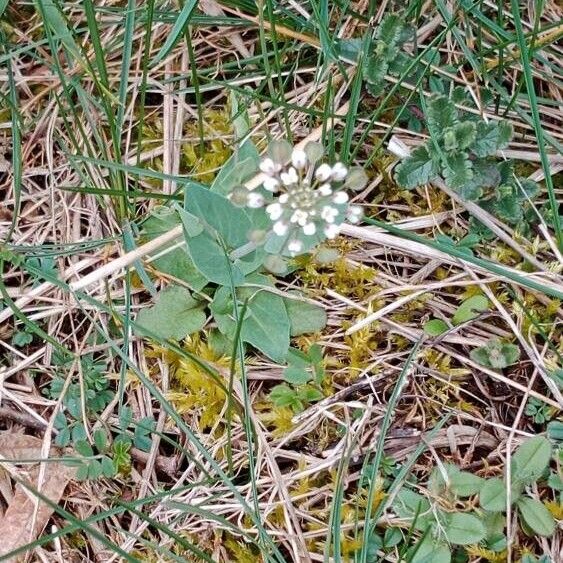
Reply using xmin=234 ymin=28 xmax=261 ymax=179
xmin=0 ymin=432 xmax=75 ymax=562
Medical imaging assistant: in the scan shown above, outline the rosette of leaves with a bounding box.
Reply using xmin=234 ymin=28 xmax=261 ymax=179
xmin=394 ymin=95 xmax=539 ymax=227
xmin=469 ymin=338 xmax=520 ymax=369
xmin=362 ymin=14 xmax=414 ymax=97
xmin=134 ymin=106 xmax=368 ymax=364
xmin=134 ymin=185 xmax=327 ymax=363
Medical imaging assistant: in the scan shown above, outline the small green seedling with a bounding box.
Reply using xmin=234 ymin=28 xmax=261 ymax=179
xmin=470 ymin=338 xmax=520 ymax=369
xmin=424 ymin=294 xmax=489 ymax=336
xmin=269 ymin=345 xmax=326 ymax=412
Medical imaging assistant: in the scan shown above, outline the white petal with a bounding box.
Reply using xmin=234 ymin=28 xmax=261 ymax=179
xmin=263 ymin=177 xmax=280 ymax=192
xmin=321 ymin=205 xmax=338 ymax=223
xmin=259 ymin=157 xmax=276 ymax=175
xmin=279 ymin=193 xmax=289 ymax=203
xmin=303 ymin=222 xmax=316 ymax=235
xmin=324 ymin=224 xmax=341 ymax=239
xmin=281 ymin=167 xmax=298 ymax=186
xmin=333 ymin=191 xmax=349 ymax=204
xmin=318 ymin=183 xmax=332 ymax=196
xmin=315 ymin=163 xmax=332 ymax=182
xmin=291 ymin=148 xmax=307 ymax=170
xmin=331 ymin=162 xmax=347 ymax=181
xmin=266 ymin=203 xmax=283 ymax=220
xmin=288 ymin=239 xmax=303 ymax=253
xmin=247 ymin=193 xmax=264 ymax=208
xmin=273 ymin=221 xmax=288 ymax=236
xmin=290 ymin=210 xmax=308 ymax=225
xmin=347 ymin=205 xmax=363 ymax=224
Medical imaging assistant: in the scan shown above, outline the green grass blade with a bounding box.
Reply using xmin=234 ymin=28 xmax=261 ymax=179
xmin=151 ymin=0 xmax=199 ymax=66
xmin=509 ymin=0 xmax=562 ymax=250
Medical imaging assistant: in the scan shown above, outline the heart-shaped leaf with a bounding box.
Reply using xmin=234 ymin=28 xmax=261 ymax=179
xmin=135 ymin=285 xmax=206 ymax=341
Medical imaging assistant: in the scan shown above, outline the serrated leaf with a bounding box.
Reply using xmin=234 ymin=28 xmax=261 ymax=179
xmin=395 ymin=145 xmax=438 ymax=189
xmin=515 ymin=178 xmax=538 ymax=200
xmin=472 ymin=121 xmax=513 ymax=157
xmin=452 ymin=295 xmax=488 ymax=325
xmin=424 ymin=319 xmax=448 ymax=336
xmin=427 ymin=95 xmax=458 ymax=136
xmin=376 ymin=14 xmax=404 ymax=45
xmin=284 ymin=294 xmax=327 ymax=336
xmin=443 ymin=121 xmax=476 ymax=152
xmin=297 ymin=385 xmax=324 ymax=403
xmin=458 ymin=181 xmax=484 ymax=201
xmin=472 ymin=160 xmax=502 ymax=188
xmin=269 ymin=384 xmax=300 ymax=409
xmin=512 ymin=436 xmax=552 ymax=484
xmin=283 ymin=367 xmax=312 ymax=385
xmin=442 ymin=152 xmax=473 ymax=190
xmin=12 ymin=331 xmax=33 ymax=347
xmin=496 ymin=121 xmax=513 ymax=148
xmin=444 ymin=512 xmax=486 ymax=545
xmin=493 ymin=193 xmax=523 ymax=223
xmin=135 ymin=285 xmax=206 ymax=341
xmin=517 ymin=497 xmax=556 ymax=536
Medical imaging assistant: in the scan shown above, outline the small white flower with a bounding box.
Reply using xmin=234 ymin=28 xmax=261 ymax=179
xmin=303 ymin=222 xmax=316 ymax=236
xmin=315 ymin=163 xmax=332 ymax=182
xmin=333 ymin=191 xmax=349 ymax=204
xmin=331 ymin=162 xmax=347 ymax=181
xmin=320 ymin=205 xmax=338 ymax=223
xmin=260 ymin=157 xmax=279 ymax=175
xmin=266 ymin=202 xmax=283 ymax=220
xmin=318 ymin=183 xmax=332 ymax=196
xmin=263 ymin=177 xmax=280 ymax=192
xmin=287 ymin=239 xmax=303 ymax=254
xmin=291 ymin=148 xmax=307 ymax=170
xmin=273 ymin=221 xmax=288 ymax=236
xmin=279 ymin=193 xmax=289 ymax=204
xmin=280 ymin=167 xmax=299 ymax=186
xmin=247 ymin=192 xmax=264 ymax=208
xmin=347 ymin=205 xmax=363 ymax=224
xmin=291 ymin=209 xmax=309 ymax=226
xmin=324 ymin=224 xmax=341 ymax=239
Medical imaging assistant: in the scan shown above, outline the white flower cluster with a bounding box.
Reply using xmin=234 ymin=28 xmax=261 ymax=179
xmin=238 ymin=143 xmax=364 ymax=256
